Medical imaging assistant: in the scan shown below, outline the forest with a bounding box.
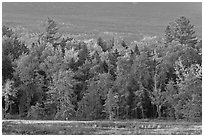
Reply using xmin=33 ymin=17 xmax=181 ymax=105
xmin=2 ymin=16 xmax=202 ymax=122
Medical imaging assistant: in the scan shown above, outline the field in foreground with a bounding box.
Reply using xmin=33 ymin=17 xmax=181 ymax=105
xmin=2 ymin=120 xmax=202 ymax=135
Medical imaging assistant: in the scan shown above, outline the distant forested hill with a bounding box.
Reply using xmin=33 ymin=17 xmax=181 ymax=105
xmin=2 ymin=2 xmax=202 ymax=38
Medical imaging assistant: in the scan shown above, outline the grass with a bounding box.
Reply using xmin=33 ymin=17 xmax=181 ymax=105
xmin=2 ymin=121 xmax=98 ymax=135
xmin=2 ymin=120 xmax=202 ymax=135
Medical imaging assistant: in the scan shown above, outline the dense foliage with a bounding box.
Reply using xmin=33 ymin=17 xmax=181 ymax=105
xmin=2 ymin=16 xmax=202 ymax=121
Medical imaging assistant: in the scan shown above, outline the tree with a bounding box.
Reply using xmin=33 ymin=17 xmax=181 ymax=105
xmin=165 ymin=16 xmax=198 ymax=46
xmin=2 ymin=25 xmax=13 ymax=37
xmin=165 ymin=25 xmax=174 ymax=44
xmin=97 ymin=37 xmax=108 ymax=52
xmin=2 ymin=80 xmax=17 ymax=115
xmin=43 ymin=17 xmax=61 ymax=45
xmin=102 ymin=73 xmax=118 ymax=120
xmin=180 ymin=46 xmax=202 ymax=68
xmin=47 ymin=70 xmax=76 ymax=120
xmin=2 ymin=26 xmax=29 ymax=82
xmin=2 ymin=53 xmax=13 ymax=82
xmin=134 ymin=82 xmax=148 ymax=119
xmin=133 ymin=44 xmax=140 ymax=55
xmin=115 ymin=54 xmax=133 ymax=118
xmin=150 ymin=73 xmax=166 ymax=118
xmin=14 ymin=51 xmax=45 ymax=116
xmin=104 ymin=89 xmax=118 ymax=120
xmin=148 ymin=49 xmax=168 ymax=118
xmin=121 ymin=40 xmax=128 ymax=49
xmin=174 ymin=59 xmax=202 ymax=121
xmin=76 ymin=77 xmax=104 ymax=120
xmin=163 ymin=80 xmax=178 ymax=119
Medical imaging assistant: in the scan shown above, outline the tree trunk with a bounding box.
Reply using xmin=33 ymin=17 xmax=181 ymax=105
xmin=134 ymin=108 xmax=138 ymax=119
xmin=153 ymin=105 xmax=156 ymax=118
xmin=141 ymin=106 xmax=144 ymax=119
xmin=2 ymin=108 xmax=5 ymax=119
xmin=125 ymin=106 xmax=129 ymax=119
xmin=156 ymin=105 xmax=162 ymax=119
xmin=109 ymin=113 xmax=113 ymax=121
xmin=9 ymin=102 xmax=12 ymax=114
xmin=5 ymin=102 xmax=9 ymax=113
xmin=116 ymin=106 xmax=119 ymax=120
xmin=107 ymin=89 xmax=113 ymax=121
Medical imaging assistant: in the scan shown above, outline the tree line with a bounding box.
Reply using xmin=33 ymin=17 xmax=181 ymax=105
xmin=2 ymin=16 xmax=202 ymax=121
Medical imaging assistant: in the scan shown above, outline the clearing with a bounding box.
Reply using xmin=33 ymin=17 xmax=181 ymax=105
xmin=2 ymin=119 xmax=202 ymax=135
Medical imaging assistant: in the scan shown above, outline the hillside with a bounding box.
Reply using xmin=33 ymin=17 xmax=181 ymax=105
xmin=2 ymin=2 xmax=202 ymax=40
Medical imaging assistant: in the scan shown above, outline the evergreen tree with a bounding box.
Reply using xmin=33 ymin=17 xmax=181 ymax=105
xmin=133 ymin=44 xmax=140 ymax=55
xmin=97 ymin=37 xmax=108 ymax=52
xmin=165 ymin=16 xmax=198 ymax=46
xmin=44 ymin=17 xmax=61 ymax=45
xmin=76 ymin=78 xmax=104 ymax=120
xmin=103 ymin=89 xmax=118 ymax=120
xmin=121 ymin=40 xmax=128 ymax=49
xmin=165 ymin=25 xmax=174 ymax=44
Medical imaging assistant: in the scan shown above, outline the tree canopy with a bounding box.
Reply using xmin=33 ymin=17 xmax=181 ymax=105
xmin=2 ymin=17 xmax=202 ymax=122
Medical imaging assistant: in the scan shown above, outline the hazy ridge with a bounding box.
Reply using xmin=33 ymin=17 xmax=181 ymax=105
xmin=2 ymin=2 xmax=202 ymax=40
